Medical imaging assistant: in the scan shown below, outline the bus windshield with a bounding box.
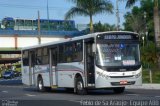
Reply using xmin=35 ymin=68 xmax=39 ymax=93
xmin=96 ymin=43 xmax=140 ymax=67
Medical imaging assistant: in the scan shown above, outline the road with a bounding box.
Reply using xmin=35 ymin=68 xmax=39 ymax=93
xmin=0 ymin=77 xmax=160 ymax=106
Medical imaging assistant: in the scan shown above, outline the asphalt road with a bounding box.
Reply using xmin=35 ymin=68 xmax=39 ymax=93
xmin=0 ymin=78 xmax=160 ymax=106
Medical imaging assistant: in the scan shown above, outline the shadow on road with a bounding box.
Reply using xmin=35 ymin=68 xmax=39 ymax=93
xmin=23 ymin=87 xmax=126 ymax=95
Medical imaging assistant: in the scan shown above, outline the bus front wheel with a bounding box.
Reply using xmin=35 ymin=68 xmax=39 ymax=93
xmin=75 ymin=77 xmax=87 ymax=95
xmin=113 ymin=87 xmax=125 ymax=94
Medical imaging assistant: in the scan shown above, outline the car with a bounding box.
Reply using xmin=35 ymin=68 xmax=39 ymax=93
xmin=3 ymin=71 xmax=14 ymax=79
xmin=13 ymin=71 xmax=20 ymax=77
xmin=18 ymin=72 xmax=22 ymax=76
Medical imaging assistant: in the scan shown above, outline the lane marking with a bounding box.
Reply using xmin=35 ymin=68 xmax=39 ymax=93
xmin=2 ymin=91 xmax=8 ymax=93
xmin=25 ymin=94 xmax=36 ymax=97
xmin=68 ymin=100 xmax=80 ymax=103
xmin=125 ymin=94 xmax=139 ymax=96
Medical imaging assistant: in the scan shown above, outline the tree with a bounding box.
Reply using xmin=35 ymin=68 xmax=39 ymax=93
xmin=153 ymin=0 xmax=160 ymax=50
xmin=122 ymin=0 xmax=160 ymax=49
xmin=119 ymin=0 xmax=138 ymax=8
xmin=123 ymin=7 xmax=145 ymax=34
xmin=65 ymin=0 xmax=113 ymax=33
xmin=141 ymin=41 xmax=158 ymax=69
xmin=93 ymin=21 xmax=116 ymax=32
xmin=123 ymin=1 xmax=159 ymax=69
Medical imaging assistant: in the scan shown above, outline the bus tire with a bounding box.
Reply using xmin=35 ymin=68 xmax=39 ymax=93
xmin=37 ymin=77 xmax=45 ymax=92
xmin=75 ymin=77 xmax=87 ymax=95
xmin=113 ymin=87 xmax=125 ymax=94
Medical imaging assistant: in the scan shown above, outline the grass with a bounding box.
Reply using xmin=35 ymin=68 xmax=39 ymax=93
xmin=142 ymin=69 xmax=160 ymax=83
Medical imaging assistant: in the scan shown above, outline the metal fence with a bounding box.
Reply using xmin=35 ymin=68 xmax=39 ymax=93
xmin=0 ymin=30 xmax=84 ymax=37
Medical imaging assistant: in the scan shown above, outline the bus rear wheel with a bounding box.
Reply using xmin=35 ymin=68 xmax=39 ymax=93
xmin=37 ymin=77 xmax=45 ymax=92
xmin=75 ymin=77 xmax=87 ymax=95
xmin=113 ymin=87 xmax=125 ymax=94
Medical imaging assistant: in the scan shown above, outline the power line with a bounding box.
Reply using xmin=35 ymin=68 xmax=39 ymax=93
xmin=0 ymin=3 xmax=125 ymax=11
xmin=0 ymin=3 xmax=70 ymax=10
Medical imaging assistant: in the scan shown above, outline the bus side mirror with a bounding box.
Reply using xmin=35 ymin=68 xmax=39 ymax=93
xmin=92 ymin=44 xmax=96 ymax=53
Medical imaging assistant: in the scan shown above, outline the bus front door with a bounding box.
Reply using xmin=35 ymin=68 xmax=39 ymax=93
xmin=85 ymin=40 xmax=95 ymax=86
xmin=50 ymin=47 xmax=58 ymax=86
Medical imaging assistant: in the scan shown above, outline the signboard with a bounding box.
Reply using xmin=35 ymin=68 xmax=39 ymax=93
xmin=104 ymin=35 xmax=132 ymax=40
xmin=97 ymin=33 xmax=139 ymax=40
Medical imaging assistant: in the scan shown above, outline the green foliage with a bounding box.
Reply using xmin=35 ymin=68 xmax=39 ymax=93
xmin=125 ymin=0 xmax=139 ymax=8
xmin=65 ymin=0 xmax=113 ymax=33
xmin=93 ymin=21 xmax=116 ymax=32
xmin=142 ymin=69 xmax=160 ymax=83
xmin=12 ymin=62 xmax=21 ymax=72
xmin=123 ymin=6 xmax=145 ymax=34
xmin=123 ymin=0 xmax=157 ymax=42
xmin=140 ymin=41 xmax=158 ymax=68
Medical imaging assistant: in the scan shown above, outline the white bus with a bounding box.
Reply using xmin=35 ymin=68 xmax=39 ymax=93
xmin=21 ymin=31 xmax=142 ymax=95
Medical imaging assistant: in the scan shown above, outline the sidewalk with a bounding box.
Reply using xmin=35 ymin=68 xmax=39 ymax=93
xmin=126 ymin=84 xmax=160 ymax=90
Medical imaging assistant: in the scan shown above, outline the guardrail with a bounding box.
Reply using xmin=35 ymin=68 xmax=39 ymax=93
xmin=0 ymin=30 xmax=84 ymax=37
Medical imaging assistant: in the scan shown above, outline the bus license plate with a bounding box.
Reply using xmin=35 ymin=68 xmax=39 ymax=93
xmin=120 ymin=80 xmax=128 ymax=85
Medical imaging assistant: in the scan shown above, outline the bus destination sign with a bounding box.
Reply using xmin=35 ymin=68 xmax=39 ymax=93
xmin=104 ymin=35 xmax=132 ymax=40
xmin=97 ymin=34 xmax=138 ymax=40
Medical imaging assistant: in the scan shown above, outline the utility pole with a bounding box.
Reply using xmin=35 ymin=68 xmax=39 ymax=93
xmin=38 ymin=11 xmax=41 ymax=44
xmin=116 ymin=0 xmax=120 ymax=31
xmin=47 ymin=0 xmax=50 ymax=31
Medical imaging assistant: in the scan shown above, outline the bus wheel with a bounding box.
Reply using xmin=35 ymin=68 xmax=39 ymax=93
xmin=75 ymin=77 xmax=87 ymax=95
xmin=37 ymin=77 xmax=45 ymax=92
xmin=113 ymin=87 xmax=125 ymax=94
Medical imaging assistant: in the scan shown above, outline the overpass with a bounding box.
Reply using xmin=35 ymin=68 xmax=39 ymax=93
xmin=0 ymin=30 xmax=84 ymax=64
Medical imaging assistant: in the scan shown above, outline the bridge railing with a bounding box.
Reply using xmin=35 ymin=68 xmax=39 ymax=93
xmin=0 ymin=30 xmax=84 ymax=37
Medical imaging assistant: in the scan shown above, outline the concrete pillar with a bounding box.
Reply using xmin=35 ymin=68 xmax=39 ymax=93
xmin=14 ymin=34 xmax=18 ymax=50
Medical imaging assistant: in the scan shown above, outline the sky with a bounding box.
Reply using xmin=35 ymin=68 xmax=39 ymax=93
xmin=0 ymin=0 xmax=140 ymax=27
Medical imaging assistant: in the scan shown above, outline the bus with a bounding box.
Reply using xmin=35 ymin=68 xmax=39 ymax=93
xmin=1 ymin=17 xmax=76 ymax=31
xmin=21 ymin=31 xmax=142 ymax=95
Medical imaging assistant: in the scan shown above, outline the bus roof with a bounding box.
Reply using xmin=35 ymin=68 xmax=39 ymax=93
xmin=21 ymin=31 xmax=138 ymax=51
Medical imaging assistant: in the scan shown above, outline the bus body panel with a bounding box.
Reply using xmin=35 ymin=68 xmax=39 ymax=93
xmin=34 ymin=64 xmax=50 ymax=87
xmin=51 ymin=66 xmax=57 ymax=85
xmin=95 ymin=66 xmax=142 ymax=88
xmin=57 ymin=62 xmax=84 ymax=88
xmin=22 ymin=66 xmax=30 ymax=85
xmin=31 ymin=67 xmax=36 ymax=85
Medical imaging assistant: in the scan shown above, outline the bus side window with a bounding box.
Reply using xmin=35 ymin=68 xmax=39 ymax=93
xmin=42 ymin=48 xmax=49 ymax=65
xmin=36 ymin=48 xmax=42 ymax=65
xmin=59 ymin=45 xmax=65 ymax=63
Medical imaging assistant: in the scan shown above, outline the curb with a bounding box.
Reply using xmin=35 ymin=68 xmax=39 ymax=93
xmin=126 ymin=84 xmax=160 ymax=90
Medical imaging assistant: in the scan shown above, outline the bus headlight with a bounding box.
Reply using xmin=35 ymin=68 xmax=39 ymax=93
xmin=135 ymin=72 xmax=141 ymax=78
